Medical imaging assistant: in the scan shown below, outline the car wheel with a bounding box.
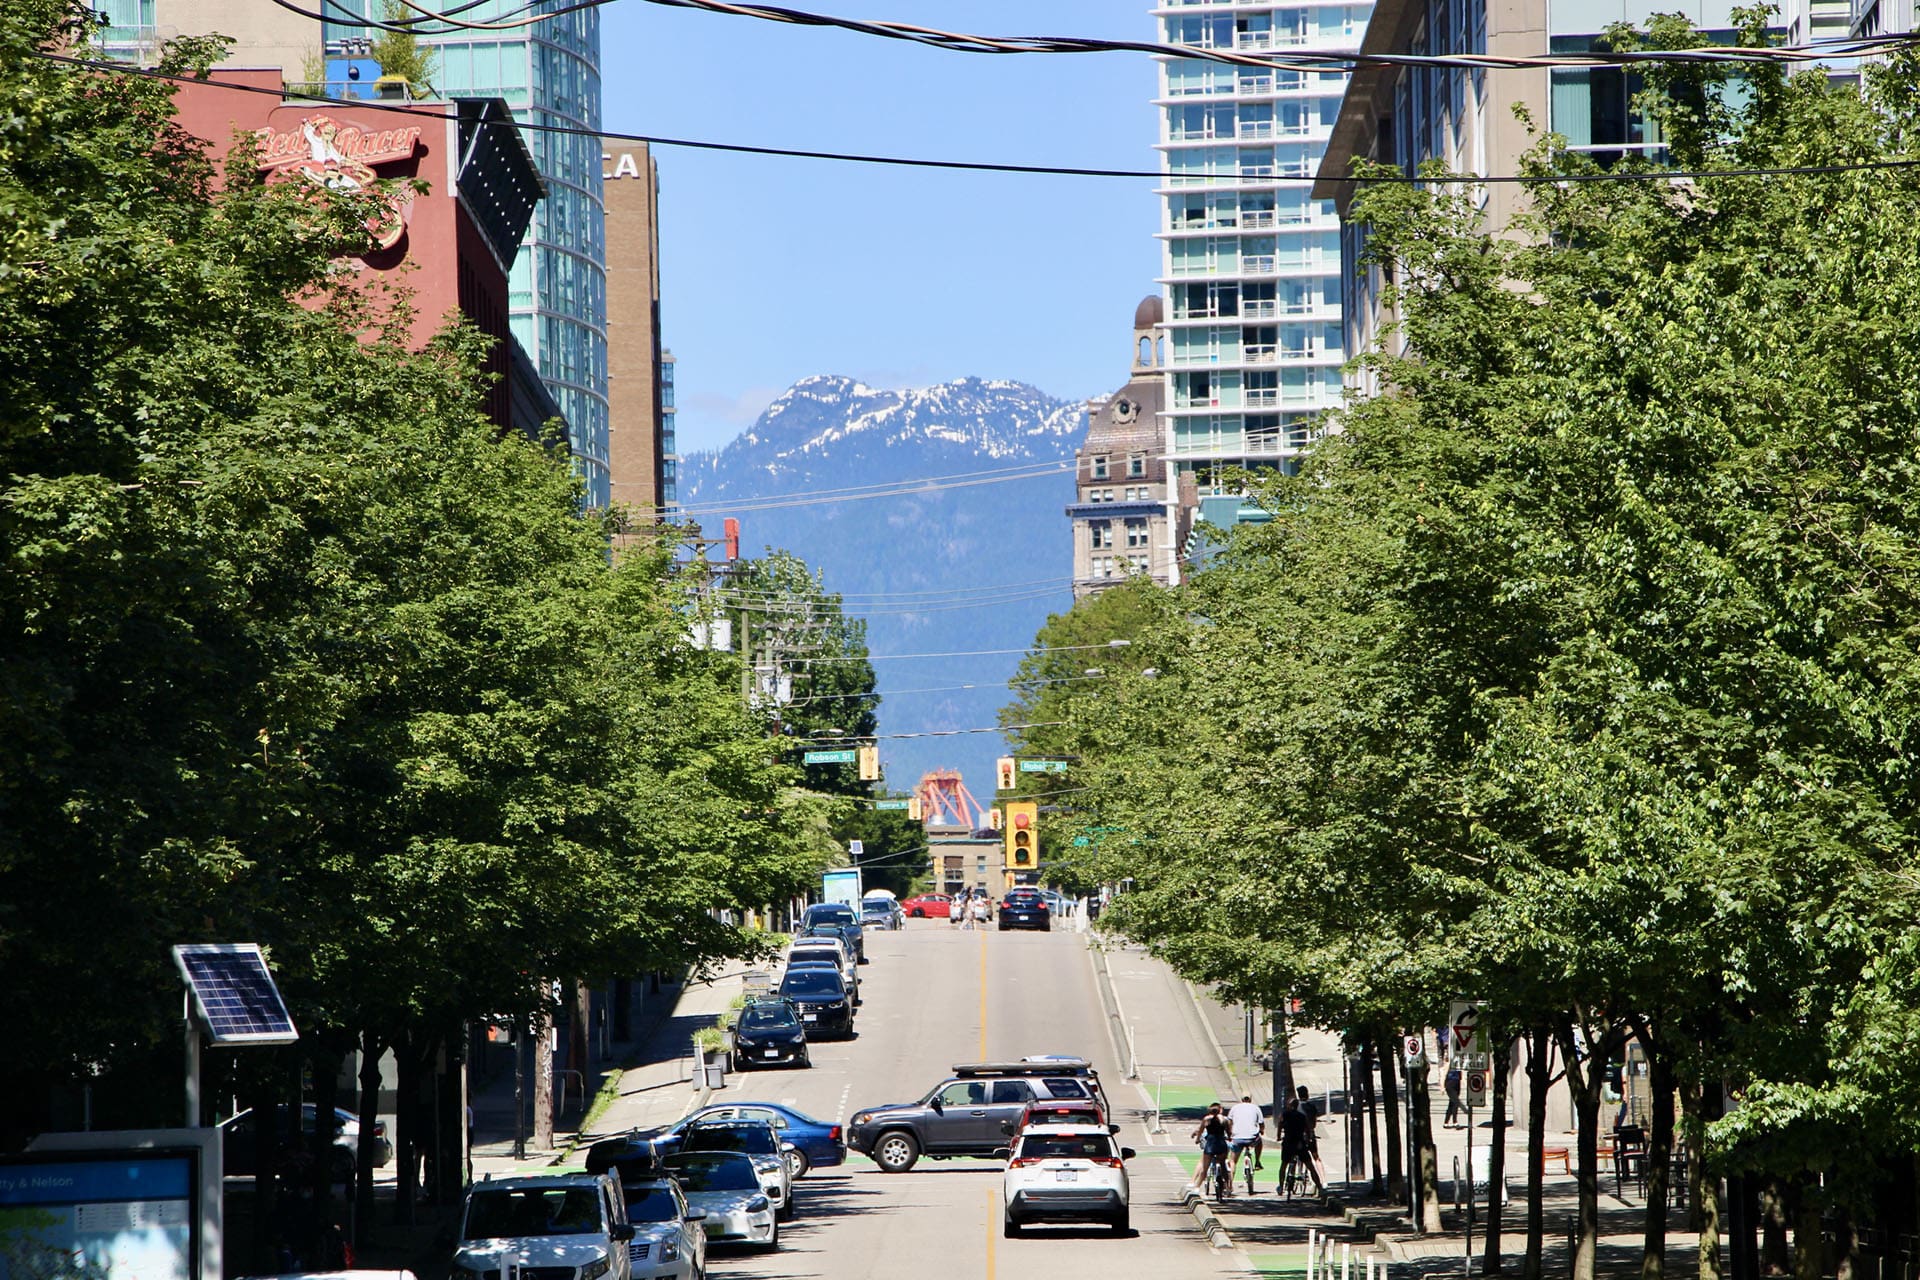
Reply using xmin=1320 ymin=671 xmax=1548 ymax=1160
xmin=1003 ymin=1215 xmax=1022 ymax=1238
xmin=777 ymin=1196 xmax=793 ymax=1223
xmin=785 ymin=1147 xmax=810 ymax=1180
xmin=873 ymin=1130 xmax=920 ymax=1173
xmin=1112 ymin=1209 xmax=1131 ymax=1235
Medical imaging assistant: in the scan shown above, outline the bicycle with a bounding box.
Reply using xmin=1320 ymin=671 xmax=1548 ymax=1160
xmin=1229 ymin=1139 xmax=1260 ymax=1197
xmin=1208 ymin=1150 xmax=1232 ymax=1200
xmin=1279 ymin=1148 xmax=1312 ymax=1200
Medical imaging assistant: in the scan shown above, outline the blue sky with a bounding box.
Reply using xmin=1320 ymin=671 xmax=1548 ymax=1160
xmin=600 ymin=1 xmax=1166 ymax=456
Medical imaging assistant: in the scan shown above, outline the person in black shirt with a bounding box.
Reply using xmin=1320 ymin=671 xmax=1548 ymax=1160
xmin=1277 ymin=1099 xmax=1324 ymax=1195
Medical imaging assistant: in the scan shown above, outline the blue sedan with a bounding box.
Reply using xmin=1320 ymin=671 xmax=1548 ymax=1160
xmin=639 ymin=1103 xmax=846 ymax=1179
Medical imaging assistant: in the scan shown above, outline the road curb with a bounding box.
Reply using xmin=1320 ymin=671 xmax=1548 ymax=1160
xmin=1184 ymin=1189 xmax=1236 ymax=1250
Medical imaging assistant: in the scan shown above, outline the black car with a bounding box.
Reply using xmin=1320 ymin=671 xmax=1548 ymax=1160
xmin=997 ymin=891 xmax=1051 ymax=932
xmin=803 ymin=921 xmax=869 ymax=965
xmin=801 ymin=903 xmax=864 ymax=960
xmin=776 ymin=968 xmax=853 ymax=1039
xmin=733 ymin=999 xmax=812 ymax=1070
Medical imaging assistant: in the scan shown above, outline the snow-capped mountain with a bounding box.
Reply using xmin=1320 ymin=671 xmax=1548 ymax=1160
xmin=682 ymin=375 xmax=1084 ymax=799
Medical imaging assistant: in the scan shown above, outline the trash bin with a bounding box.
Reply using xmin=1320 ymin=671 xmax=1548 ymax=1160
xmin=700 ymin=1059 xmax=727 ymax=1090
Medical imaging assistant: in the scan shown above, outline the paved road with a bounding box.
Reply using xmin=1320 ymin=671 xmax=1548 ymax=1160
xmin=687 ymin=919 xmax=1231 ymax=1280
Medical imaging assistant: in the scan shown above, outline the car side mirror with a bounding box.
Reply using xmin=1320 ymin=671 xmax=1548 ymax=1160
xmin=1121 ymin=1147 xmax=1137 ymax=1161
xmin=929 ymin=1098 xmax=943 ymax=1113
xmin=991 ymin=1147 xmax=1011 ymax=1162
xmin=1109 ymin=1124 xmax=1121 ymax=1135
xmin=686 ymin=1208 xmax=708 ymax=1222
xmin=611 ymin=1224 xmax=635 ymax=1242
xmin=782 ymin=1142 xmax=798 ymax=1153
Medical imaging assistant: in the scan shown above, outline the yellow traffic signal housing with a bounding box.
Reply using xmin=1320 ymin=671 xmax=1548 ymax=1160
xmin=995 ymin=756 xmax=1016 ymax=792
xmin=987 ymin=808 xmax=1002 ymax=831
xmin=857 ymin=745 xmax=880 ymax=781
xmin=907 ymin=796 xmax=922 ymax=821
xmin=1005 ymin=801 xmax=1038 ymax=870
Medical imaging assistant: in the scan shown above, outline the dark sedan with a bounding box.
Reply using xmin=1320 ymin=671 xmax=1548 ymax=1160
xmin=776 ymin=967 xmax=853 ymax=1038
xmin=997 ymin=891 xmax=1051 ymax=932
xmin=733 ymin=1000 xmax=811 ymax=1070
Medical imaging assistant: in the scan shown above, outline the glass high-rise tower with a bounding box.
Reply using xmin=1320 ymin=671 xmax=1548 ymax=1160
xmin=325 ymin=1 xmax=611 ymax=509
xmin=1154 ymin=1 xmax=1369 ymax=541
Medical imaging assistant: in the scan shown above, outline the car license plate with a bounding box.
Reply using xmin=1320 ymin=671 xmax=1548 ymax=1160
xmin=1055 ymin=1170 xmax=1078 ymax=1182
xmin=704 ymin=1222 xmax=722 ymax=1237
xmin=763 ymin=1049 xmax=779 ymax=1058
xmin=803 ymin=1014 xmax=818 ymax=1022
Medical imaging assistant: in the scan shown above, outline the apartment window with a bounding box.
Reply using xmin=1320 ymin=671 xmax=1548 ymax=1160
xmin=1129 ymin=555 xmax=1150 ymax=573
xmin=1125 ymin=519 xmax=1149 ymax=549
xmin=1127 ymin=454 xmax=1146 ymax=478
xmin=1091 ymin=455 xmax=1109 ymax=479
xmin=1092 ymin=556 xmax=1115 ymax=578
xmin=1090 ymin=522 xmax=1114 ymax=550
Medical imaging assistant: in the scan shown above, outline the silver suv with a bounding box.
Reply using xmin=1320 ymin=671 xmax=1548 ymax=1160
xmin=847 ymin=1059 xmax=1108 ymax=1173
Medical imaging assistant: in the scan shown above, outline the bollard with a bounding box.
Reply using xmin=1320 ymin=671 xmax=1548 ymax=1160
xmin=1342 ymin=1242 xmax=1352 ymax=1280
xmin=1308 ymin=1229 xmax=1319 ymax=1280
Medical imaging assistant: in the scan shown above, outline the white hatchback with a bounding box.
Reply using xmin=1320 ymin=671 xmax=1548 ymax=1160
xmin=1000 ymin=1125 xmax=1134 ymax=1237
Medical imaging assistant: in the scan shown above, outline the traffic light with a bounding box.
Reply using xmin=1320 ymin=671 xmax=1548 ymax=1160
xmin=857 ymin=745 xmax=879 ymax=781
xmin=995 ymin=756 xmax=1016 ymax=792
xmin=907 ymin=796 xmax=922 ymax=821
xmin=1005 ymin=801 xmax=1038 ymax=872
xmin=986 ymin=808 xmax=1002 ymax=831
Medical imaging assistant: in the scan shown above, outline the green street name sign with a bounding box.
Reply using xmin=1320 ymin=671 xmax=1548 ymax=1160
xmin=874 ymin=799 xmax=911 ymax=810
xmin=1018 ymin=759 xmax=1070 ymax=774
xmin=802 ymin=749 xmax=858 ymax=765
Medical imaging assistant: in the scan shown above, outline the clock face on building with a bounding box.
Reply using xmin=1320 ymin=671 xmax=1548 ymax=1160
xmin=1112 ymin=397 xmax=1138 ymax=424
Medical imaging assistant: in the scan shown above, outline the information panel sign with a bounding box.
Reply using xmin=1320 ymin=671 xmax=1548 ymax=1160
xmin=0 ymin=1149 xmax=199 ymax=1280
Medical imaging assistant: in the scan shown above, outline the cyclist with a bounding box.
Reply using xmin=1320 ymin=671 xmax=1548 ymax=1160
xmin=1295 ymin=1084 xmax=1329 ymax=1187
xmin=1276 ymin=1098 xmax=1324 ymax=1196
xmin=1225 ymin=1094 xmax=1264 ymax=1189
xmin=1184 ymin=1102 xmax=1231 ymax=1199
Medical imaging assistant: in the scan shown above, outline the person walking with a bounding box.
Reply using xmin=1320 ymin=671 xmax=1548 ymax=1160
xmin=950 ymin=894 xmax=967 ymax=927
xmin=1185 ymin=1103 xmax=1230 ymax=1198
xmin=1226 ymin=1094 xmax=1264 ymax=1184
xmin=1443 ymin=1065 xmax=1463 ymax=1127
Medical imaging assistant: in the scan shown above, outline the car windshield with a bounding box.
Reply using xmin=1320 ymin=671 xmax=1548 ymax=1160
xmin=738 ymin=1007 xmax=798 ymax=1031
xmin=683 ymin=1125 xmax=777 ymax=1156
xmin=666 ymin=1155 xmax=760 ymax=1193
xmin=1018 ymin=1135 xmax=1115 ymax=1161
xmin=780 ymin=971 xmax=843 ymax=996
xmin=807 ymin=906 xmax=855 ymax=924
xmin=624 ymin=1187 xmax=681 ymax=1223
xmin=463 ymin=1187 xmax=604 ymax=1240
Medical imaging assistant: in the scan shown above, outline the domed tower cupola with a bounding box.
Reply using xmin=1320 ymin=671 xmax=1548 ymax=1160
xmin=1133 ymin=295 xmax=1164 ymax=373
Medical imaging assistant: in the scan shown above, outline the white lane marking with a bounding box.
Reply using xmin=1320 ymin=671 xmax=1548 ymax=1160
xmin=836 ymin=1083 xmax=851 ymax=1125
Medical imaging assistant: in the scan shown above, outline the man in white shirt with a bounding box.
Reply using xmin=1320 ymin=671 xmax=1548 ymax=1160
xmin=1226 ymin=1094 xmax=1265 ymax=1185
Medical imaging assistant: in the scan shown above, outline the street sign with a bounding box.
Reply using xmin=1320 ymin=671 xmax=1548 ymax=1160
xmin=1464 ymin=1067 xmax=1489 ymax=1109
xmin=874 ymin=799 xmax=910 ymax=810
xmin=1402 ymin=1034 xmax=1426 ymax=1066
xmin=1447 ymin=1000 xmax=1482 ymax=1065
xmin=1018 ymin=759 xmax=1070 ymax=773
xmin=802 ymin=748 xmax=857 ymax=765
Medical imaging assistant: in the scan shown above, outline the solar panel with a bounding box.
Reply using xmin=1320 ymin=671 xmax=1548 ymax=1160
xmin=171 ymin=943 xmax=299 ymax=1045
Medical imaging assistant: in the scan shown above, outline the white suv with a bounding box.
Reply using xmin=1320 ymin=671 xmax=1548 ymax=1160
xmin=452 ymin=1172 xmax=633 ymax=1280
xmin=999 ymin=1125 xmax=1134 ymax=1237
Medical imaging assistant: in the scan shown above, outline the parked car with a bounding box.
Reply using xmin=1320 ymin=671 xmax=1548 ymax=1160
xmin=999 ymin=1125 xmax=1134 ymax=1237
xmin=619 ymin=1104 xmax=844 ymax=1182
xmin=678 ymin=1120 xmax=795 ymax=1222
xmin=801 ymin=902 xmax=864 ymax=960
xmin=901 ymin=893 xmax=951 ymax=919
xmin=788 ymin=937 xmax=859 ymax=999
xmin=663 ymin=1152 xmax=777 ymax=1252
xmin=731 ymin=999 xmax=811 ymax=1070
xmin=618 ymin=1172 xmax=707 ymax=1280
xmin=997 ymin=890 xmax=1051 ymax=932
xmin=775 ymin=967 xmax=853 ymax=1038
xmin=450 ymin=1172 xmax=634 ymax=1280
xmin=859 ymin=897 xmax=904 ymax=930
xmin=221 ymin=1103 xmax=391 ymax=1183
xmin=803 ymin=920 xmax=869 ymax=965
xmin=848 ymin=1059 xmax=1109 ymax=1172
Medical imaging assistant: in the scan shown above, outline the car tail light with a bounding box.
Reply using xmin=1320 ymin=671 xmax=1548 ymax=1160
xmin=373 ymin=1120 xmax=388 ymax=1138
xmin=1088 ymin=1155 xmax=1123 ymax=1168
xmin=1009 ymin=1156 xmax=1045 ymax=1169
xmin=829 ymin=1126 xmax=842 ymax=1142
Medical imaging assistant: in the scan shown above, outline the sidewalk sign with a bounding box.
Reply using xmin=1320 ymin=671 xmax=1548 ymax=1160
xmin=1402 ymin=1034 xmax=1425 ymax=1067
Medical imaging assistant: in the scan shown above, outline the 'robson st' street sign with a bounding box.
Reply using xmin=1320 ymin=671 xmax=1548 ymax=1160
xmin=802 ymin=749 xmax=858 ymax=765
xmin=1018 ymin=759 xmax=1070 ymax=773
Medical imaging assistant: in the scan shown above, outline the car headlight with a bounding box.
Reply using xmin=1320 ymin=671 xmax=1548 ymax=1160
xmin=658 ymin=1240 xmax=679 ymax=1263
xmin=580 ymin=1254 xmax=612 ymax=1280
xmin=852 ymin=1112 xmax=872 ymax=1125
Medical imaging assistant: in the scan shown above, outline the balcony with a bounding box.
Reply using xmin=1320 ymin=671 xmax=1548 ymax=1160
xmin=1245 ymin=389 xmax=1280 ymax=407
xmin=1236 ymin=32 xmax=1273 ymax=48
xmin=1241 ymin=255 xmax=1276 ymax=274
xmin=1242 ymin=300 xmax=1277 ymax=319
xmin=1238 ymin=77 xmax=1273 ymax=94
xmin=1244 ymin=346 xmax=1278 ymax=364
xmin=1241 ymin=210 xmax=1276 ymax=229
xmin=1239 ymin=121 xmax=1275 ymax=140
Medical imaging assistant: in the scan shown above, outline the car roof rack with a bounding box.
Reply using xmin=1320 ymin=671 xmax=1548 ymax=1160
xmin=952 ymin=1058 xmax=1096 ymax=1077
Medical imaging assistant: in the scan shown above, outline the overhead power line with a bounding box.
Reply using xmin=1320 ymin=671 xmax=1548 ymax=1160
xmin=714 ymin=573 xmax=1071 ymax=602
xmin=288 ymin=0 xmax=1920 ymax=71
xmin=43 ymin=54 xmax=1920 ymax=186
xmin=674 ymin=463 xmax=1073 ymax=514
xmin=680 ymin=459 xmax=1077 ymax=509
xmin=802 ymin=641 xmax=1132 ymax=663
xmin=796 ymin=722 xmax=1064 ymax=742
xmin=782 ymin=673 xmax=1108 ymax=707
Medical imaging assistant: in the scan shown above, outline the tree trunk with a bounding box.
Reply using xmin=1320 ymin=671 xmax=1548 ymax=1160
xmin=1483 ymin=1038 xmax=1510 ymax=1274
xmin=1523 ymin=1026 xmax=1549 ymax=1280
xmin=1377 ymin=1034 xmax=1405 ymax=1201
xmin=1792 ymin=1182 xmax=1822 ymax=1280
xmin=1408 ymin=1040 xmax=1443 ymax=1232
xmin=1361 ymin=1041 xmax=1383 ymax=1193
xmin=1761 ymin=1178 xmax=1791 ymax=1276
xmin=532 ymin=999 xmax=555 ymax=1151
xmin=308 ymin=1040 xmax=342 ymax=1242
xmin=248 ymin=1072 xmax=278 ymax=1272
xmin=354 ymin=1031 xmax=382 ymax=1250
xmin=1275 ymin=1002 xmax=1297 ymax=1108
xmin=1832 ymin=1209 xmax=1857 ymax=1280
xmin=1554 ymin=1019 xmax=1609 ymax=1280
xmin=1690 ymin=1076 xmax=1723 ymax=1280
xmin=570 ymin=978 xmax=592 ymax=1084
xmin=1641 ymin=1042 xmax=1676 ymax=1280
xmin=394 ymin=1033 xmax=418 ymax=1225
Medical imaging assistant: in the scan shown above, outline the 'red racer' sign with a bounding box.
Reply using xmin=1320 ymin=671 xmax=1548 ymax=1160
xmin=254 ymin=115 xmax=422 ymax=250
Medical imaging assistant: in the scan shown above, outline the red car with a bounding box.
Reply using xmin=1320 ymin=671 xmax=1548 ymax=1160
xmin=1002 ymin=1098 xmax=1112 ymax=1137
xmin=901 ymin=893 xmax=952 ymax=918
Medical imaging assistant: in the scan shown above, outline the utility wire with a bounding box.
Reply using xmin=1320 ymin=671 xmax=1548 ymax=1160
xmin=783 ymin=673 xmax=1107 ymax=707
xmin=673 ymin=465 xmax=1073 ymax=514
xmin=45 ymin=53 xmax=1920 ymax=185
xmin=794 ymin=722 xmax=1065 ymax=742
xmin=677 ymin=458 xmax=1075 ymax=509
xmin=800 ymin=641 xmax=1131 ymax=663
xmin=291 ymin=0 xmax=1920 ymax=71
xmin=715 ymin=573 xmax=1071 ymax=602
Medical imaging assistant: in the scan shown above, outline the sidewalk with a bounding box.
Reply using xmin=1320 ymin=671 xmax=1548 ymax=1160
xmin=1165 ymin=979 xmax=1701 ymax=1279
